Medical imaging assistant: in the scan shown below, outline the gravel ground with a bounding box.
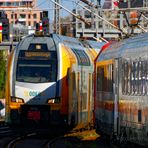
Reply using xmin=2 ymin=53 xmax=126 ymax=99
xmin=49 ymin=130 xmax=110 ymax=148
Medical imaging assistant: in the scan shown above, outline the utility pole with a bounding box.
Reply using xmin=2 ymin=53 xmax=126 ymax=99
xmin=91 ymin=0 xmax=95 ymax=29
xmin=54 ymin=0 xmax=61 ymax=34
xmin=144 ymin=0 xmax=148 ymax=7
xmin=51 ymin=0 xmax=91 ymax=26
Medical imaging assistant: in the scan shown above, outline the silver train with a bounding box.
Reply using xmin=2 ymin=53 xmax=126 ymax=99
xmin=95 ymin=33 xmax=148 ymax=147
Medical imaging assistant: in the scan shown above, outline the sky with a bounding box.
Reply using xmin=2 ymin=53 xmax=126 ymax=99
xmin=36 ymin=0 xmax=105 ymax=22
xmin=36 ymin=0 xmax=76 ymax=22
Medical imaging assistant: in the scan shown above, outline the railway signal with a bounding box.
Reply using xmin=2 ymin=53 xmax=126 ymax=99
xmin=0 ymin=22 xmax=2 ymax=43
xmin=41 ymin=11 xmax=49 ymax=34
xmin=0 ymin=11 xmax=9 ymax=41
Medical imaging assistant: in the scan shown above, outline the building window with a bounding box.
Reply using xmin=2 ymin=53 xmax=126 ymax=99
xmin=34 ymin=21 xmax=37 ymax=27
xmin=13 ymin=2 xmax=18 ymax=6
xmin=33 ymin=14 xmax=37 ymax=19
xmin=11 ymin=14 xmax=13 ymax=19
xmin=20 ymin=2 xmax=27 ymax=6
xmin=20 ymin=14 xmax=26 ymax=19
xmin=85 ymin=22 xmax=91 ymax=29
xmin=85 ymin=11 xmax=91 ymax=18
xmin=6 ymin=2 xmax=11 ymax=6
xmin=15 ymin=14 xmax=17 ymax=19
xmin=0 ymin=2 xmax=3 ymax=6
xmin=20 ymin=22 xmax=26 ymax=26
xmin=28 ymin=21 xmax=31 ymax=26
xmin=78 ymin=23 xmax=82 ymax=29
xmin=28 ymin=14 xmax=31 ymax=19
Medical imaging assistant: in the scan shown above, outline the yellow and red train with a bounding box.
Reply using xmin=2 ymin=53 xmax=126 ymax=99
xmin=5 ymin=33 xmax=103 ymax=127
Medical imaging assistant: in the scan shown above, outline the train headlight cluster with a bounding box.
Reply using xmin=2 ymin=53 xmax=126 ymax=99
xmin=47 ymin=99 xmax=55 ymax=104
xmin=47 ymin=98 xmax=61 ymax=104
xmin=11 ymin=97 xmax=24 ymax=103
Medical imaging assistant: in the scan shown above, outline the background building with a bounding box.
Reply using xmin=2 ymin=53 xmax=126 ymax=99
xmin=0 ymin=0 xmax=41 ymax=28
xmin=74 ymin=0 xmax=148 ymax=39
xmin=0 ymin=0 xmax=49 ymax=41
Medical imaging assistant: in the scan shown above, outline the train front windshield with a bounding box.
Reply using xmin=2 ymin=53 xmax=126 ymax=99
xmin=16 ymin=50 xmax=57 ymax=83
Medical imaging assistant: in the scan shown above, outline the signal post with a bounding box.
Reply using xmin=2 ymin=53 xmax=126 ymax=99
xmin=0 ymin=22 xmax=2 ymax=43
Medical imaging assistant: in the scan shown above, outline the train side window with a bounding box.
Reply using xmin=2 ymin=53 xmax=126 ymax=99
xmin=122 ymin=60 xmax=132 ymax=95
xmin=139 ymin=60 xmax=142 ymax=95
xmin=131 ymin=61 xmax=136 ymax=94
xmin=122 ymin=61 xmax=125 ymax=94
xmin=97 ymin=67 xmax=104 ymax=91
xmin=122 ymin=61 xmax=128 ymax=94
xmin=135 ymin=61 xmax=139 ymax=95
xmin=146 ymin=61 xmax=148 ymax=95
xmin=107 ymin=64 xmax=113 ymax=92
xmin=96 ymin=64 xmax=113 ymax=93
xmin=72 ymin=49 xmax=90 ymax=66
xmin=141 ymin=60 xmax=147 ymax=95
xmin=128 ymin=61 xmax=132 ymax=94
xmin=123 ymin=59 xmax=148 ymax=96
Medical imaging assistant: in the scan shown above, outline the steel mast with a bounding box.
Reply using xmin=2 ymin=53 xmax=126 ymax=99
xmin=54 ymin=0 xmax=61 ymax=34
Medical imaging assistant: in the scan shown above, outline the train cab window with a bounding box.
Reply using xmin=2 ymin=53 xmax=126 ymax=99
xmin=16 ymin=50 xmax=57 ymax=83
xmin=28 ymin=44 xmax=48 ymax=51
xmin=72 ymin=48 xmax=90 ymax=66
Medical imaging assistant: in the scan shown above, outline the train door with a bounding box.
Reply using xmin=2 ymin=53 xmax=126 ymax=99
xmin=68 ymin=70 xmax=78 ymax=126
xmin=76 ymin=67 xmax=93 ymax=125
xmin=113 ymin=58 xmax=119 ymax=136
xmin=95 ymin=59 xmax=115 ymax=135
xmin=69 ymin=67 xmax=93 ymax=127
xmin=70 ymin=48 xmax=93 ymax=127
xmin=74 ymin=69 xmax=88 ymax=125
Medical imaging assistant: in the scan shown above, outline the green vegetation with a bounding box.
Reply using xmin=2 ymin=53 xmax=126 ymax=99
xmin=0 ymin=51 xmax=6 ymax=98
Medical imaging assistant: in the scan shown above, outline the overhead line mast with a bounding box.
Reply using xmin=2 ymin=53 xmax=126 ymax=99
xmin=51 ymin=0 xmax=91 ymax=27
xmin=52 ymin=0 xmax=147 ymax=38
xmin=79 ymin=0 xmax=98 ymax=8
xmin=77 ymin=0 xmax=128 ymax=35
xmin=54 ymin=0 xmax=61 ymax=34
xmin=51 ymin=0 xmax=128 ymax=37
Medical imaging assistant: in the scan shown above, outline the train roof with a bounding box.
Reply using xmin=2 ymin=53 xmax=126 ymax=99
xmin=17 ymin=34 xmax=56 ymax=51
xmin=97 ymin=32 xmax=148 ymax=62
xmin=16 ymin=33 xmax=86 ymax=51
xmin=83 ymin=40 xmax=105 ymax=52
xmin=52 ymin=34 xmax=85 ymax=50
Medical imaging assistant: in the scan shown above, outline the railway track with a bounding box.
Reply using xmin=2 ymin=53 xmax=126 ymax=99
xmin=1 ymin=121 xmax=145 ymax=148
xmin=4 ymin=125 xmax=69 ymax=148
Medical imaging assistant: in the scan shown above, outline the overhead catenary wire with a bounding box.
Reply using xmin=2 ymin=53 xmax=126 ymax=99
xmin=50 ymin=0 xmax=91 ymax=26
xmin=76 ymin=1 xmax=128 ymax=35
xmin=141 ymin=14 xmax=148 ymax=21
xmin=79 ymin=0 xmax=98 ymax=8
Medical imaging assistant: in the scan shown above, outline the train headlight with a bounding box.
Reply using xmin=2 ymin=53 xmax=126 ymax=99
xmin=47 ymin=99 xmax=55 ymax=104
xmin=47 ymin=98 xmax=60 ymax=104
xmin=11 ymin=97 xmax=24 ymax=103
